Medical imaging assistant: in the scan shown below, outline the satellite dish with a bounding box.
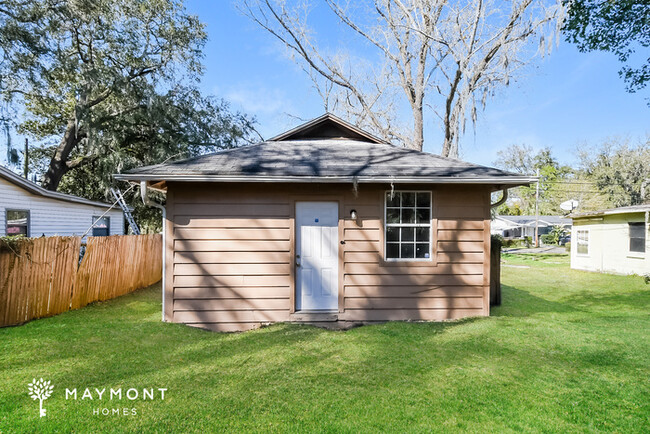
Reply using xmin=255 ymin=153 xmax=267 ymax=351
xmin=560 ymin=199 xmax=579 ymax=212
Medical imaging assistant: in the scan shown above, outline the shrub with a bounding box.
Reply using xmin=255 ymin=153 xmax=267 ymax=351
xmin=491 ymin=234 xmax=504 ymax=248
xmin=564 ymin=241 xmax=571 ymax=252
xmin=540 ymin=234 xmax=555 ymax=245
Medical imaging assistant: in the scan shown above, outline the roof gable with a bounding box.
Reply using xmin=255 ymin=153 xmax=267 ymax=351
xmin=269 ymin=113 xmax=385 ymax=143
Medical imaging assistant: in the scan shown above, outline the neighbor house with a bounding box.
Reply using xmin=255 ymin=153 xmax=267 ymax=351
xmin=1 ymin=165 xmax=124 ymax=237
xmin=115 ymin=114 xmax=535 ymax=331
xmin=570 ymin=205 xmax=649 ymax=275
xmin=491 ymin=215 xmax=571 ymax=240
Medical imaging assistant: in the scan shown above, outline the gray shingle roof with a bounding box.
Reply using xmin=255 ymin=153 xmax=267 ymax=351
xmin=496 ymin=215 xmax=572 ymax=227
xmin=116 ymin=139 xmax=534 ymax=185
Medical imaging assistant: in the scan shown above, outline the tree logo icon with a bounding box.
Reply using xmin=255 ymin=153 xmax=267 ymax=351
xmin=28 ymin=378 xmax=54 ymax=417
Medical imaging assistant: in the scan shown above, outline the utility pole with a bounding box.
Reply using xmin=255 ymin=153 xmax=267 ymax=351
xmin=535 ymin=167 xmax=540 ymax=247
xmin=23 ymin=138 xmax=29 ymax=179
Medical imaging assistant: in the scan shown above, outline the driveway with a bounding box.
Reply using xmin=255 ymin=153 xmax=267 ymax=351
xmin=503 ymin=246 xmax=567 ymax=254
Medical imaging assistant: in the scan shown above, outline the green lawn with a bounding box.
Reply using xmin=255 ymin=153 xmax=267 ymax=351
xmin=1 ymin=254 xmax=648 ymax=433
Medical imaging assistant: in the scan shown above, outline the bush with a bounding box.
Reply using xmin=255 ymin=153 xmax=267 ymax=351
xmin=540 ymin=234 xmax=555 ymax=245
xmin=524 ymin=236 xmax=532 ymax=248
xmin=491 ymin=234 xmax=504 ymax=248
xmin=565 ymin=242 xmax=571 ymax=252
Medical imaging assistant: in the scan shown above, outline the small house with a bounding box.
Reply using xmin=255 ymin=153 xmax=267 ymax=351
xmin=491 ymin=215 xmax=571 ymax=240
xmin=0 ymin=165 xmax=124 ymax=237
xmin=570 ymin=205 xmax=649 ymax=275
xmin=116 ymin=114 xmax=534 ymax=331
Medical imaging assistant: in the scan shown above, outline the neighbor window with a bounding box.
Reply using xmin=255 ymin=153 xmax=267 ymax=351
xmin=576 ymin=230 xmax=589 ymax=255
xmin=629 ymin=222 xmax=646 ymax=253
xmin=385 ymin=191 xmax=432 ymax=260
xmin=92 ymin=216 xmax=110 ymax=237
xmin=6 ymin=210 xmax=29 ymax=236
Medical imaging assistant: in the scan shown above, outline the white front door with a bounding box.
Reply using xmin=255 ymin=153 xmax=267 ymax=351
xmin=295 ymin=202 xmax=339 ymax=311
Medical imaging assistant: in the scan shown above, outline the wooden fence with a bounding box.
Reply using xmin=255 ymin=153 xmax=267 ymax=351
xmin=0 ymin=234 xmax=161 ymax=327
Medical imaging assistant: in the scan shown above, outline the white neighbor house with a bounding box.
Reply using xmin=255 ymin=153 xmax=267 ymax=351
xmin=492 ymin=215 xmax=572 ymax=240
xmin=1 ymin=165 xmax=124 ymax=237
xmin=570 ymin=205 xmax=649 ymax=276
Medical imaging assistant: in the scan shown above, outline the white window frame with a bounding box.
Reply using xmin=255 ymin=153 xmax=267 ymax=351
xmin=576 ymin=229 xmax=589 ymax=256
xmin=384 ymin=190 xmax=433 ymax=262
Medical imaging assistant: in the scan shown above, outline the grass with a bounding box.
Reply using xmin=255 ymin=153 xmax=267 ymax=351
xmin=1 ymin=254 xmax=649 ymax=433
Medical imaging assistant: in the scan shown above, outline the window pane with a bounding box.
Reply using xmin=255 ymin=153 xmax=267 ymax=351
xmin=416 ymin=227 xmax=429 ymax=242
xmin=386 ymin=243 xmax=400 ymax=259
xmin=6 ymin=224 xmax=27 ymax=235
xmin=386 ymin=227 xmax=400 ymax=242
xmin=416 ymin=243 xmax=430 ymax=258
xmin=401 ymin=243 xmax=415 ymax=258
xmin=402 ymin=208 xmax=415 ymax=224
xmin=630 ymin=238 xmax=645 ymax=253
xmin=7 ymin=210 xmax=28 ymax=221
xmin=416 ymin=192 xmax=430 ymax=208
xmin=386 ymin=208 xmax=400 ymax=224
xmin=577 ymin=244 xmax=588 ymax=255
xmin=92 ymin=217 xmax=110 ymax=237
xmin=6 ymin=210 xmax=28 ymax=236
xmin=402 ymin=193 xmax=415 ymax=207
xmin=629 ymin=222 xmax=645 ymax=238
xmin=416 ymin=208 xmax=430 ymax=224
xmin=401 ymin=227 xmax=414 ymax=241
xmin=386 ymin=192 xmax=400 ymax=207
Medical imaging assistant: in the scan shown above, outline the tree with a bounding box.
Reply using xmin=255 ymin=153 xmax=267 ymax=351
xmin=563 ymin=0 xmax=650 ymax=93
xmin=577 ymin=137 xmax=650 ymax=207
xmin=0 ymin=0 xmax=255 ymax=194
xmin=494 ymin=144 xmax=579 ymax=215
xmin=241 ymin=0 xmax=564 ymax=157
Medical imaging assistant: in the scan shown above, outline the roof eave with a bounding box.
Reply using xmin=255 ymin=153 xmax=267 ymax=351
xmin=1 ymin=166 xmax=116 ymax=209
xmin=571 ymin=207 xmax=650 ymax=219
xmin=113 ymin=173 xmax=536 ymax=186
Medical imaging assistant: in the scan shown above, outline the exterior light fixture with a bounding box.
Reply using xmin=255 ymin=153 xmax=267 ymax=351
xmin=350 ymin=209 xmax=358 ymax=220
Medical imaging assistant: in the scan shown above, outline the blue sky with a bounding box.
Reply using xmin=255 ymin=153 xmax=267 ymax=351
xmin=187 ymin=1 xmax=649 ymax=168
xmin=2 ymin=1 xmax=647 ymax=170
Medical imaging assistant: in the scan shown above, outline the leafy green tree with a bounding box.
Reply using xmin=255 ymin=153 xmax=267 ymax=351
xmin=577 ymin=137 xmax=650 ymax=207
xmin=494 ymin=144 xmax=573 ymax=215
xmin=0 ymin=0 xmax=256 ymax=230
xmin=0 ymin=0 xmax=255 ymax=194
xmin=563 ymin=0 xmax=650 ymax=93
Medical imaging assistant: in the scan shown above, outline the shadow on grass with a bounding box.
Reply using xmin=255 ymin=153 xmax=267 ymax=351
xmin=563 ymin=289 xmax=650 ymax=310
xmin=491 ymin=285 xmax=577 ymax=317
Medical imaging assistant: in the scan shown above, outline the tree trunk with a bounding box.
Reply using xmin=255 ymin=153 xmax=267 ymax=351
xmin=441 ymin=68 xmax=462 ymax=158
xmin=42 ymin=120 xmax=83 ymax=191
xmin=412 ymin=104 xmax=424 ymax=151
xmin=442 ymin=121 xmax=453 ymax=158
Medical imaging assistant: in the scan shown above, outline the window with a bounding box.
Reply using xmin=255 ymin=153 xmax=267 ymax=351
xmin=385 ymin=191 xmax=432 ymax=260
xmin=92 ymin=216 xmax=110 ymax=237
xmin=576 ymin=230 xmax=589 ymax=255
xmin=6 ymin=210 xmax=29 ymax=236
xmin=629 ymin=222 xmax=646 ymax=253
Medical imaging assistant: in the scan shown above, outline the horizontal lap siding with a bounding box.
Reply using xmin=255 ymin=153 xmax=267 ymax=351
xmin=341 ymin=186 xmax=489 ymax=321
xmin=167 ymin=183 xmax=491 ymax=331
xmin=169 ymin=185 xmax=292 ymax=331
